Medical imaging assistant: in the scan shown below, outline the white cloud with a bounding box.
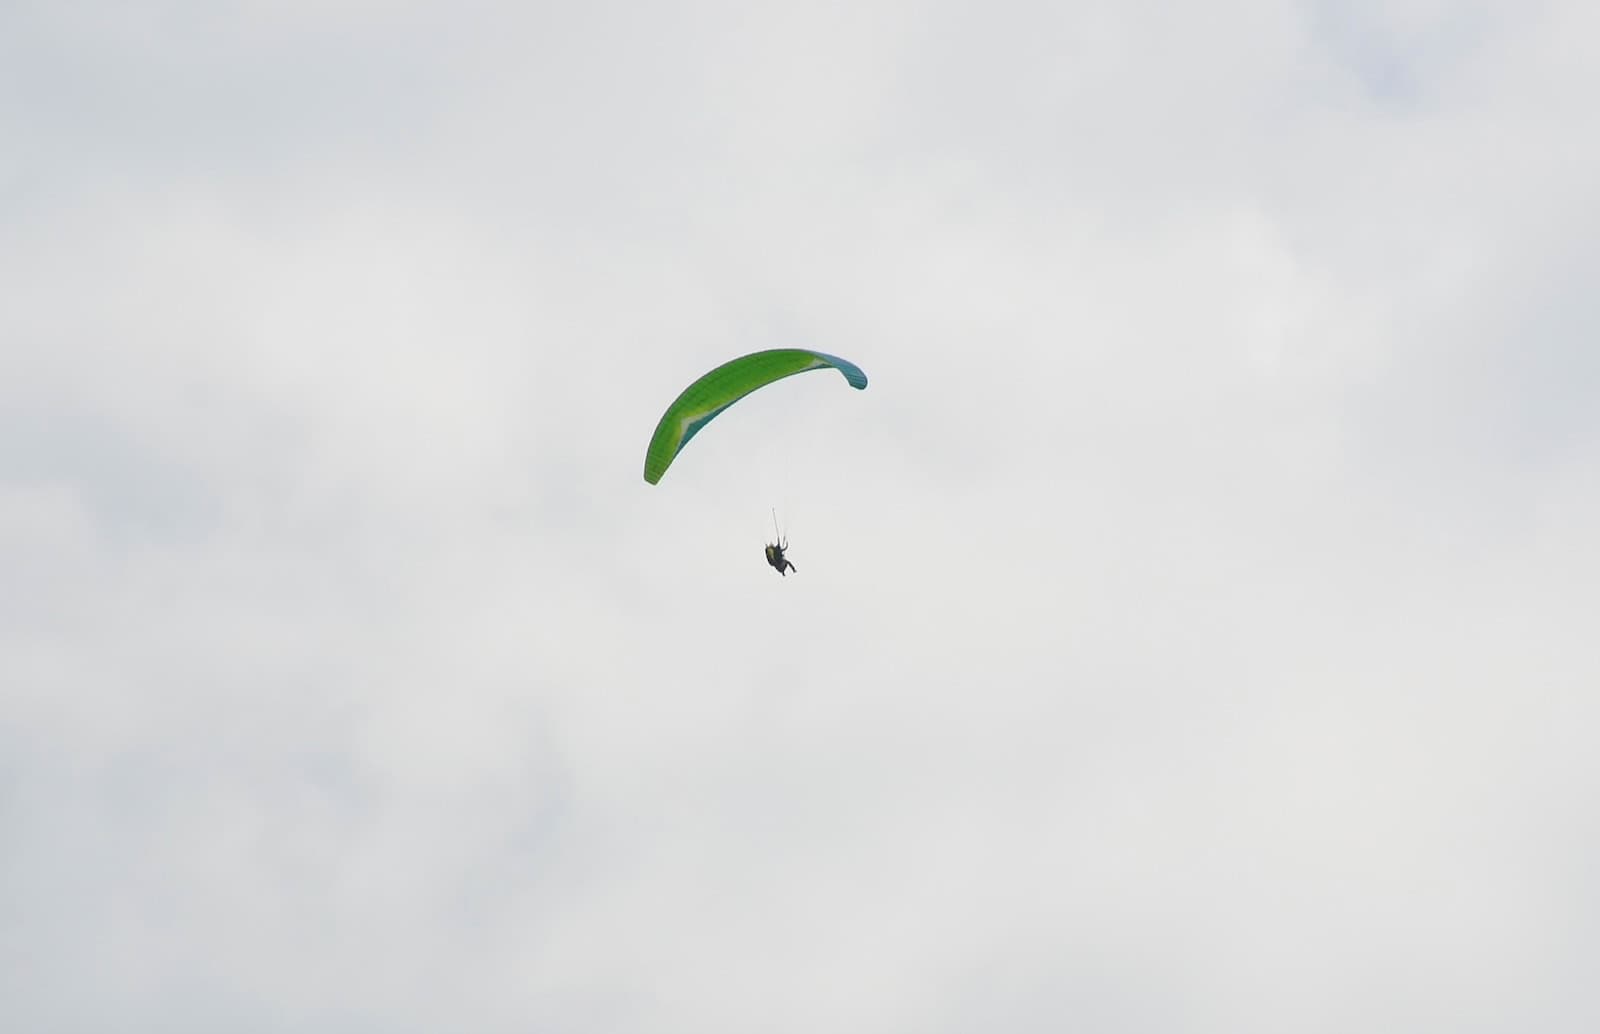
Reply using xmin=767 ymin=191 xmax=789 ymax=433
xmin=3 ymin=1 xmax=1597 ymax=1031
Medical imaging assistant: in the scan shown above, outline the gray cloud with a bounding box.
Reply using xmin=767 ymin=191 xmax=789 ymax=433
xmin=3 ymin=1 xmax=1597 ymax=1031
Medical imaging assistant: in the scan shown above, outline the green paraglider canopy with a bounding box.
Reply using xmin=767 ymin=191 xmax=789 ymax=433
xmin=643 ymin=349 xmax=868 ymax=484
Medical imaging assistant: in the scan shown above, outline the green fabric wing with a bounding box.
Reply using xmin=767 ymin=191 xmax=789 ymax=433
xmin=643 ymin=349 xmax=868 ymax=484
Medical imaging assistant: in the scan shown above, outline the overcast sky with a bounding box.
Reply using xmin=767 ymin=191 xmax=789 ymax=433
xmin=3 ymin=1 xmax=1598 ymax=1031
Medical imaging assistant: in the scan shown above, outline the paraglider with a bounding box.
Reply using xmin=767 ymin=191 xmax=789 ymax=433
xmin=764 ymin=540 xmax=795 ymax=576
xmin=764 ymin=509 xmax=796 ymax=576
xmin=642 ymin=348 xmax=868 ymax=575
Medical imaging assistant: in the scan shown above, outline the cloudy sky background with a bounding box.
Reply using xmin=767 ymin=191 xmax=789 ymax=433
xmin=3 ymin=0 xmax=1598 ymax=1029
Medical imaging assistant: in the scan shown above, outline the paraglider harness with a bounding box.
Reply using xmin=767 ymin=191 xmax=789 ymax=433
xmin=765 ymin=509 xmax=796 ymax=576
